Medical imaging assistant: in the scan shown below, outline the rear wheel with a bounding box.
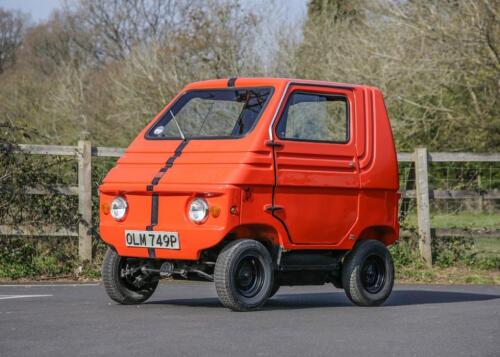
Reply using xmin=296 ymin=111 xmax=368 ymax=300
xmin=101 ymin=247 xmax=158 ymax=305
xmin=214 ymin=239 xmax=274 ymax=311
xmin=269 ymin=281 xmax=280 ymax=298
xmin=341 ymin=240 xmax=394 ymax=306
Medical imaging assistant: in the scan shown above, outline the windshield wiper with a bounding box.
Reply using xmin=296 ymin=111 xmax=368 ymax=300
xmin=169 ymin=110 xmax=186 ymax=140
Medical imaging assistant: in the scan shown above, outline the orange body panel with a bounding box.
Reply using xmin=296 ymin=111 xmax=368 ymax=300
xmin=99 ymin=78 xmax=399 ymax=260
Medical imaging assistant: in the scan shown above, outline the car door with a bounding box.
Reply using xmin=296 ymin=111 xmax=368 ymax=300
xmin=271 ymin=85 xmax=359 ymax=245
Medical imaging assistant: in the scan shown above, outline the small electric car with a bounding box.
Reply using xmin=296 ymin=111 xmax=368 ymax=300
xmin=99 ymin=78 xmax=400 ymax=311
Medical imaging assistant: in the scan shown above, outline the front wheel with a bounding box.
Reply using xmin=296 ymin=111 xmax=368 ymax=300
xmin=214 ymin=239 xmax=274 ymax=311
xmin=101 ymin=247 xmax=158 ymax=305
xmin=341 ymin=240 xmax=394 ymax=306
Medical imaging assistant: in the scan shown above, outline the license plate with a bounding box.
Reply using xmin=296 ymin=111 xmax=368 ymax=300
xmin=125 ymin=230 xmax=180 ymax=250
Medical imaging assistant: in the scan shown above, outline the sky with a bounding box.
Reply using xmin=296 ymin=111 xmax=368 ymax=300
xmin=0 ymin=0 xmax=66 ymax=22
xmin=0 ymin=0 xmax=307 ymax=66
xmin=0 ymin=0 xmax=307 ymax=24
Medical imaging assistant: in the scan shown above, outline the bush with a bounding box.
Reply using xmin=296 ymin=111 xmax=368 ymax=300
xmin=0 ymin=239 xmax=37 ymax=279
xmin=466 ymin=254 xmax=500 ymax=271
xmin=432 ymin=237 xmax=474 ymax=268
xmin=0 ymin=123 xmax=79 ymax=228
xmin=390 ymin=231 xmax=420 ymax=267
xmin=0 ymin=237 xmax=78 ymax=279
xmin=0 ymin=123 xmax=116 ymax=280
xmin=0 ymin=235 xmax=107 ymax=280
xmin=390 ymin=221 xmax=499 ymax=272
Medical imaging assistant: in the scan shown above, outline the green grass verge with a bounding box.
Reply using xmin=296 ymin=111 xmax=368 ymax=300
xmin=475 ymin=237 xmax=500 ymax=254
xmin=401 ymin=212 xmax=500 ymax=271
xmin=405 ymin=212 xmax=499 ymax=229
xmin=396 ymin=265 xmax=500 ymax=285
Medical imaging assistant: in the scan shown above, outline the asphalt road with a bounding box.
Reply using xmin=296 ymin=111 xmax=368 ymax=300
xmin=0 ymin=282 xmax=499 ymax=357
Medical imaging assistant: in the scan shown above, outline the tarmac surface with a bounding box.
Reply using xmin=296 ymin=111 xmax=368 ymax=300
xmin=0 ymin=281 xmax=499 ymax=357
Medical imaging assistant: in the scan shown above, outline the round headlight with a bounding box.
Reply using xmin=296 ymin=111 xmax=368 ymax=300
xmin=110 ymin=196 xmax=128 ymax=221
xmin=188 ymin=198 xmax=208 ymax=224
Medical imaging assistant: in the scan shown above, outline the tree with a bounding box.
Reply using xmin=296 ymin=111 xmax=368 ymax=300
xmin=306 ymin=0 xmax=365 ymax=23
xmin=71 ymin=0 xmax=188 ymax=62
xmin=0 ymin=8 xmax=27 ymax=74
xmin=104 ymin=0 xmax=264 ymax=145
xmin=286 ymin=0 xmax=499 ymax=152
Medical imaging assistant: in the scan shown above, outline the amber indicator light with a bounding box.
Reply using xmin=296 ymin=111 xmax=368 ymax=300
xmin=210 ymin=205 xmax=221 ymax=218
xmin=101 ymin=202 xmax=110 ymax=215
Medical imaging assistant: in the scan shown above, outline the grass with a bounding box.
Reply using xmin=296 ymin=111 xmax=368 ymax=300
xmin=475 ymin=237 xmax=500 ymax=254
xmin=404 ymin=212 xmax=500 ymax=266
xmin=397 ymin=266 xmax=500 ymax=285
xmin=405 ymin=212 xmax=499 ymax=229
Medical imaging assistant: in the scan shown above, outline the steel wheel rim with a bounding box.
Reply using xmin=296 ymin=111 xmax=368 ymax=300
xmin=361 ymin=255 xmax=386 ymax=294
xmin=234 ymin=255 xmax=264 ymax=298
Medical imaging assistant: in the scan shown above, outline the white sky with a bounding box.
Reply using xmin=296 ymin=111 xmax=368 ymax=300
xmin=0 ymin=0 xmax=307 ymax=63
xmin=0 ymin=0 xmax=307 ymax=23
xmin=0 ymin=0 xmax=67 ymax=22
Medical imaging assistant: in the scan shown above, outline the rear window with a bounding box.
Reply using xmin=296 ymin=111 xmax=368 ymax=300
xmin=146 ymin=88 xmax=272 ymax=139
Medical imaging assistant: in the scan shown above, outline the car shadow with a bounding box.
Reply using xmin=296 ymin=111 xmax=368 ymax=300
xmin=147 ymin=289 xmax=500 ymax=310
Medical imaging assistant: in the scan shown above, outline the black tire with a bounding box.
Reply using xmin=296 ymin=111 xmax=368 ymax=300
xmin=341 ymin=240 xmax=394 ymax=307
xmin=101 ymin=247 xmax=158 ymax=305
xmin=269 ymin=281 xmax=280 ymax=298
xmin=214 ymin=239 xmax=274 ymax=311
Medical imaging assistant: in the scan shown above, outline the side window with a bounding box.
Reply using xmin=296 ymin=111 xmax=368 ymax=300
xmin=276 ymin=92 xmax=349 ymax=143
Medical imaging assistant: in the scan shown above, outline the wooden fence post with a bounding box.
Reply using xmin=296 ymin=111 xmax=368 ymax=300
xmin=77 ymin=140 xmax=92 ymax=263
xmin=415 ymin=147 xmax=432 ymax=267
xmin=399 ymin=162 xmax=415 ymax=220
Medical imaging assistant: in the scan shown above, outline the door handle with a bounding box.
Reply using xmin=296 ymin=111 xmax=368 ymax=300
xmin=265 ymin=140 xmax=283 ymax=148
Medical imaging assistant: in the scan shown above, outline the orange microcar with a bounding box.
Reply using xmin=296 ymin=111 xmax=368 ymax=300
xmin=99 ymin=78 xmax=400 ymax=311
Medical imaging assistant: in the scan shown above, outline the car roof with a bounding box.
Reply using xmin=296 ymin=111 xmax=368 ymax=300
xmin=183 ymin=77 xmax=373 ymax=91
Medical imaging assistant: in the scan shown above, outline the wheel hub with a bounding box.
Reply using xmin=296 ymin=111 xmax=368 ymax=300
xmin=361 ymin=255 xmax=386 ymax=294
xmin=235 ymin=256 xmax=264 ymax=298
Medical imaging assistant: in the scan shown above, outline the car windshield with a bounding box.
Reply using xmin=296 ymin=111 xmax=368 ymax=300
xmin=147 ymin=88 xmax=272 ymax=139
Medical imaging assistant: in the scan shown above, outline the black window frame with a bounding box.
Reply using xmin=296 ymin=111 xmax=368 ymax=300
xmin=275 ymin=91 xmax=350 ymax=144
xmin=145 ymin=86 xmax=274 ymax=141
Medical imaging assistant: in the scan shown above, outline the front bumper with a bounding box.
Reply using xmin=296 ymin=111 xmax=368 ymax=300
xmin=99 ymin=185 xmax=241 ymax=260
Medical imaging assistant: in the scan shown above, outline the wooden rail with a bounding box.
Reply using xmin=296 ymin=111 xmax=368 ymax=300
xmin=1 ymin=142 xmax=499 ymax=265
xmin=397 ymin=152 xmax=500 ymax=162
xmin=0 ymin=141 xmax=124 ymax=263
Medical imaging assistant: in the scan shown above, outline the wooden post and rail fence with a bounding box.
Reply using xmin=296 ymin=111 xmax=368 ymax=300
xmin=1 ymin=141 xmax=499 ymax=266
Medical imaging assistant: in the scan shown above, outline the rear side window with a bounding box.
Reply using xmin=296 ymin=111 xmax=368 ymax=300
xmin=146 ymin=88 xmax=272 ymax=139
xmin=276 ymin=92 xmax=349 ymax=143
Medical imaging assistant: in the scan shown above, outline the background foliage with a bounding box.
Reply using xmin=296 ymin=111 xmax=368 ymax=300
xmin=0 ymin=0 xmax=498 ymax=280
